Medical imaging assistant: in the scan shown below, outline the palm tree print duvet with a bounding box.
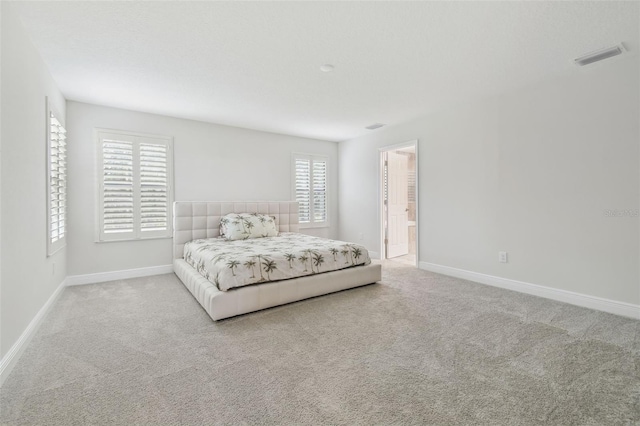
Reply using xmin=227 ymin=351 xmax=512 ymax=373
xmin=184 ymin=232 xmax=371 ymax=291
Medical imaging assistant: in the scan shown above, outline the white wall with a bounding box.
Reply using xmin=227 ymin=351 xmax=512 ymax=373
xmin=0 ymin=4 xmax=67 ymax=358
xmin=67 ymin=102 xmax=338 ymax=276
xmin=0 ymin=2 xmax=3 ymax=363
xmin=339 ymin=56 xmax=639 ymax=305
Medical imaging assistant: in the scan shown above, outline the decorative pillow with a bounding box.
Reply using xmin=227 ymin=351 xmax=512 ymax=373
xmin=219 ymin=213 xmax=278 ymax=241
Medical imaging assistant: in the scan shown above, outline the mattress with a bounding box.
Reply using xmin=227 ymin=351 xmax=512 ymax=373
xmin=184 ymin=232 xmax=371 ymax=291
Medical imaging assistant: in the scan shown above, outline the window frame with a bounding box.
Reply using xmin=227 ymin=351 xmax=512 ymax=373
xmin=95 ymin=128 xmax=174 ymax=242
xmin=47 ymin=99 xmax=67 ymax=256
xmin=291 ymin=152 xmax=329 ymax=229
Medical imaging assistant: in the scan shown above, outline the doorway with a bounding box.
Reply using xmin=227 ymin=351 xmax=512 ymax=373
xmin=380 ymin=141 xmax=418 ymax=266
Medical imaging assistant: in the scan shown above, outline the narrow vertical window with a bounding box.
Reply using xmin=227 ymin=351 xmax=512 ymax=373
xmin=294 ymin=157 xmax=311 ymax=223
xmin=97 ymin=130 xmax=173 ymax=241
xmin=139 ymin=143 xmax=169 ymax=232
xmin=47 ymin=104 xmax=67 ymax=255
xmin=292 ymin=153 xmax=328 ymax=227
xmin=312 ymin=160 xmax=327 ymax=223
xmin=102 ymin=139 xmax=134 ymax=235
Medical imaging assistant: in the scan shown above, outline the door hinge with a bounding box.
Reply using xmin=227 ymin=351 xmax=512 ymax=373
xmin=384 ymin=238 xmax=388 ymax=245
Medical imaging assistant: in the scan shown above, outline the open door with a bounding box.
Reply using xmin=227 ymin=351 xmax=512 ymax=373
xmin=386 ymin=150 xmax=409 ymax=258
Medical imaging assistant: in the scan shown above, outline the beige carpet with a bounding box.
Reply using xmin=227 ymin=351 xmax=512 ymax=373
xmin=1 ymin=262 xmax=639 ymax=425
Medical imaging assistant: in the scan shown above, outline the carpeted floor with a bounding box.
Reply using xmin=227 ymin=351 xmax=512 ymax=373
xmin=1 ymin=262 xmax=639 ymax=425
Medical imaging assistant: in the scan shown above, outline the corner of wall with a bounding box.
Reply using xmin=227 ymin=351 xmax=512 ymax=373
xmin=1 ymin=1 xmax=68 ymax=365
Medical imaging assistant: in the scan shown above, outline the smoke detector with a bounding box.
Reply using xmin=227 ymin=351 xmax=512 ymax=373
xmin=365 ymin=123 xmax=385 ymax=130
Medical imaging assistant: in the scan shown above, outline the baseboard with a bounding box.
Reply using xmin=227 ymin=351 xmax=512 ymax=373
xmin=0 ymin=278 xmax=67 ymax=387
xmin=419 ymin=262 xmax=640 ymax=320
xmin=369 ymin=251 xmax=380 ymax=260
xmin=66 ymin=264 xmax=174 ymax=286
xmin=1 ymin=265 xmax=175 ymax=385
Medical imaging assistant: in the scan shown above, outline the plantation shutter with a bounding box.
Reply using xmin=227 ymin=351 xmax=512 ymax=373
xmin=97 ymin=130 xmax=173 ymax=241
xmin=140 ymin=143 xmax=168 ymax=232
xmin=312 ymin=159 xmax=327 ymax=223
xmin=295 ymin=158 xmax=311 ymax=223
xmin=102 ymin=139 xmax=134 ymax=235
xmin=48 ymin=111 xmax=67 ymax=255
xmin=292 ymin=154 xmax=328 ymax=227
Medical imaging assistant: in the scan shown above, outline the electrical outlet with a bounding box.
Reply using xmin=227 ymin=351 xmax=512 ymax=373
xmin=498 ymin=251 xmax=508 ymax=263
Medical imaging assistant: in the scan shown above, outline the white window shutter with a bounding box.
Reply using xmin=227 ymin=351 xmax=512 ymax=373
xmin=295 ymin=157 xmax=311 ymax=223
xmin=140 ymin=143 xmax=169 ymax=232
xmin=312 ymin=159 xmax=327 ymax=223
xmin=292 ymin=153 xmax=328 ymax=227
xmin=102 ymin=139 xmax=134 ymax=235
xmin=97 ymin=130 xmax=173 ymax=241
xmin=48 ymin=110 xmax=67 ymax=255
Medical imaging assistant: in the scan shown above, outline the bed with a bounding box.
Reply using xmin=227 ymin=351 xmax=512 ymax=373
xmin=173 ymin=201 xmax=382 ymax=321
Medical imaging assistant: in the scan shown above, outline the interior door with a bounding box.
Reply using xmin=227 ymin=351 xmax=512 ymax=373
xmin=387 ymin=151 xmax=409 ymax=258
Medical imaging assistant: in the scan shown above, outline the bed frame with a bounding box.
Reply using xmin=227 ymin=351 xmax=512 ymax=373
xmin=173 ymin=201 xmax=382 ymax=321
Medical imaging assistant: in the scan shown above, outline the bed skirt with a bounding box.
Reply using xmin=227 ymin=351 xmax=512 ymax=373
xmin=174 ymin=258 xmax=382 ymax=321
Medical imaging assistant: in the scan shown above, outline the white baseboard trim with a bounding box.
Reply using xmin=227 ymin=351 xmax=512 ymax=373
xmin=369 ymin=251 xmax=380 ymax=260
xmin=0 ymin=278 xmax=67 ymax=387
xmin=1 ymin=265 xmax=175 ymax=385
xmin=419 ymin=262 xmax=640 ymax=320
xmin=66 ymin=264 xmax=174 ymax=286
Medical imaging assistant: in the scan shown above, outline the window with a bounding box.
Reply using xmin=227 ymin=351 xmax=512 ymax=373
xmin=96 ymin=129 xmax=173 ymax=241
xmin=292 ymin=153 xmax=328 ymax=227
xmin=47 ymin=104 xmax=67 ymax=255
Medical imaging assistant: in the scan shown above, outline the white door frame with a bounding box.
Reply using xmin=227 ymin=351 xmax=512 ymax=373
xmin=378 ymin=140 xmax=419 ymax=266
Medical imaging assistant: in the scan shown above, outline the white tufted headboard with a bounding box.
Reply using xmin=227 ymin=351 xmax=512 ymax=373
xmin=173 ymin=201 xmax=300 ymax=259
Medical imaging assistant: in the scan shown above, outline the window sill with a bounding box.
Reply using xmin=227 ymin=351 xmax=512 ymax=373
xmin=47 ymin=241 xmax=67 ymax=257
xmin=95 ymin=235 xmax=173 ymax=243
xmin=299 ymin=223 xmax=330 ymax=230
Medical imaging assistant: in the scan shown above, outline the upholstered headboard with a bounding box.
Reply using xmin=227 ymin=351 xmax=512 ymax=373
xmin=173 ymin=201 xmax=300 ymax=259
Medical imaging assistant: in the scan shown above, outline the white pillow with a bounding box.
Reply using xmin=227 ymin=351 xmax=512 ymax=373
xmin=219 ymin=213 xmax=278 ymax=241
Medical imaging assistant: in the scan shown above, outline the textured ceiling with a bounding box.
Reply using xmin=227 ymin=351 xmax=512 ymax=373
xmin=13 ymin=1 xmax=639 ymax=142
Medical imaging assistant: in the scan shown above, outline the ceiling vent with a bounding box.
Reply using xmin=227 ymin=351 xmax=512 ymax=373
xmin=365 ymin=123 xmax=385 ymax=130
xmin=574 ymin=44 xmax=625 ymax=66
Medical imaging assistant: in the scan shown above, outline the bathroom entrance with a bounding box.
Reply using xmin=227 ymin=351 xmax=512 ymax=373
xmin=380 ymin=141 xmax=418 ymax=266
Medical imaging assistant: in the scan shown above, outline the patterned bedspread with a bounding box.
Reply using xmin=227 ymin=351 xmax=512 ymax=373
xmin=184 ymin=232 xmax=371 ymax=291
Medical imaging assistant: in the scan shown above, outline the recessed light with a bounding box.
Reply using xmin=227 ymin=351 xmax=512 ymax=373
xmin=365 ymin=123 xmax=385 ymax=130
xmin=320 ymin=64 xmax=335 ymax=73
xmin=574 ymin=44 xmax=625 ymax=66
